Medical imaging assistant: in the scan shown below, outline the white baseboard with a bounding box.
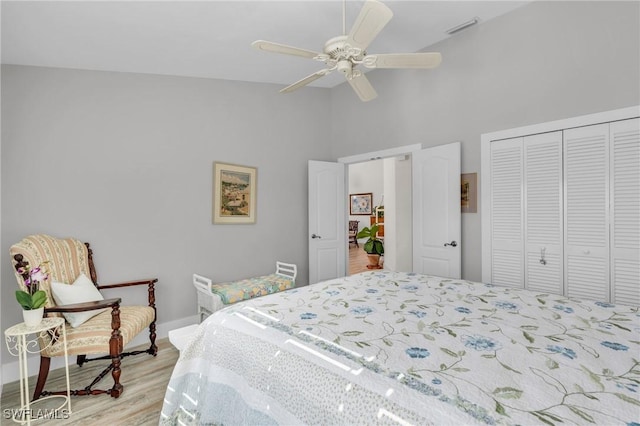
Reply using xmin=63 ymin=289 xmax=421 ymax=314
xmin=1 ymin=315 xmax=199 ymax=385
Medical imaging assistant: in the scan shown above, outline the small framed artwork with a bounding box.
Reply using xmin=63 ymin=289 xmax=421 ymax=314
xmin=350 ymin=193 xmax=373 ymax=215
xmin=213 ymin=162 xmax=257 ymax=224
xmin=461 ymin=173 xmax=478 ymax=213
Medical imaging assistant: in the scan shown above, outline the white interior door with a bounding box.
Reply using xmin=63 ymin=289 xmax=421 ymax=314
xmin=524 ymin=132 xmax=563 ymax=294
xmin=564 ymin=123 xmax=610 ymax=301
xmin=308 ymin=160 xmax=346 ymax=284
xmin=412 ymin=142 xmax=461 ymax=278
xmin=610 ymin=118 xmax=640 ymax=305
xmin=489 ymin=137 xmax=524 ymax=287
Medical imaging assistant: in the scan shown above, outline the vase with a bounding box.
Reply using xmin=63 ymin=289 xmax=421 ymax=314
xmin=22 ymin=307 xmax=44 ymax=327
xmin=366 ymin=254 xmax=382 ymax=269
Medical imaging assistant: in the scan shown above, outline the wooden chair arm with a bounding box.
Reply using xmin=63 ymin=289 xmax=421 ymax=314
xmin=97 ymin=278 xmax=158 ymax=290
xmin=45 ymin=298 xmax=122 ymax=314
xmin=97 ymin=278 xmax=157 ymax=312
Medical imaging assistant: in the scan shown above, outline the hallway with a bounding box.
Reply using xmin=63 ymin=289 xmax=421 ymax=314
xmin=349 ymin=245 xmax=383 ymax=274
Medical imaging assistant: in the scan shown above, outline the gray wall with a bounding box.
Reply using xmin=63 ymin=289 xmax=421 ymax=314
xmin=1 ymin=66 xmax=331 ymax=342
xmin=329 ymin=0 xmax=640 ymax=281
xmin=1 ymin=0 xmax=639 ymax=370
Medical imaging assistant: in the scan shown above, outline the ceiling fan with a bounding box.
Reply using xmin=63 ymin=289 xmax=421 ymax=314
xmin=252 ymin=0 xmax=442 ymax=102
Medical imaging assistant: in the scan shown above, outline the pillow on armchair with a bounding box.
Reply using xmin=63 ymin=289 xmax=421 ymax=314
xmin=51 ymin=274 xmax=107 ymax=327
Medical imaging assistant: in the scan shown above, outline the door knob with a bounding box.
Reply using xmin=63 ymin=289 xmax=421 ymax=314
xmin=444 ymin=241 xmax=458 ymax=247
xmin=311 ymin=234 xmax=322 ymax=239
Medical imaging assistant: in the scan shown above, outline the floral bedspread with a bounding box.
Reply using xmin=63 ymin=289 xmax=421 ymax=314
xmin=161 ymin=271 xmax=640 ymax=425
xmin=211 ymin=273 xmax=295 ymax=304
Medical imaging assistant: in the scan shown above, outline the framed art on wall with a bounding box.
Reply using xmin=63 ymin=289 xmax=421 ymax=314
xmin=349 ymin=193 xmax=373 ymax=215
xmin=213 ymin=162 xmax=257 ymax=224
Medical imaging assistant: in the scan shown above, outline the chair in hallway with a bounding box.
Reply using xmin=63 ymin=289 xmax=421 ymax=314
xmin=348 ymin=220 xmax=359 ymax=247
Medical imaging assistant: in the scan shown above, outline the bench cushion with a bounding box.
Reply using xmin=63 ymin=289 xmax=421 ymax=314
xmin=211 ymin=273 xmax=294 ymax=304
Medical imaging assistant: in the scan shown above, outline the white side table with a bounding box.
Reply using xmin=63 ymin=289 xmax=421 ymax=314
xmin=4 ymin=317 xmax=71 ymax=425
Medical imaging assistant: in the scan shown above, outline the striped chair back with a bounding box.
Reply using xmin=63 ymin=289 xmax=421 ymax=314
xmin=10 ymin=234 xmax=93 ymax=308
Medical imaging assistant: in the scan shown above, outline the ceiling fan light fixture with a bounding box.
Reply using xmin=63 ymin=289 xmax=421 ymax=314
xmin=337 ymin=60 xmax=352 ymax=74
xmin=445 ymin=17 xmax=479 ymax=35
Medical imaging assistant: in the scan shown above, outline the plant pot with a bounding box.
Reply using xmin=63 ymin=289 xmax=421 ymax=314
xmin=366 ymin=254 xmax=382 ymax=269
xmin=22 ymin=307 xmax=44 ymax=327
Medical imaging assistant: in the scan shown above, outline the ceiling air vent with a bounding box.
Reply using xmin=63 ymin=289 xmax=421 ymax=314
xmin=445 ymin=17 xmax=480 ymax=35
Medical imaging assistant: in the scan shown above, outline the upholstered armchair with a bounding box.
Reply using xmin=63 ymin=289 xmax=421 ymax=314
xmin=10 ymin=234 xmax=158 ymax=400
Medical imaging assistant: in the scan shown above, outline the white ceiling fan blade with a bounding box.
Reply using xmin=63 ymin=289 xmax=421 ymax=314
xmin=280 ymin=70 xmax=331 ymax=94
xmin=252 ymin=40 xmax=321 ymax=59
xmin=365 ymin=53 xmax=442 ymax=69
xmin=346 ymin=0 xmax=393 ymax=52
xmin=347 ymin=73 xmax=378 ymax=102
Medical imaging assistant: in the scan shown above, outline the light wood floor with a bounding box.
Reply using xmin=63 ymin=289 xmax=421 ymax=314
xmin=1 ymin=338 xmax=179 ymax=425
xmin=349 ymin=244 xmax=375 ymax=274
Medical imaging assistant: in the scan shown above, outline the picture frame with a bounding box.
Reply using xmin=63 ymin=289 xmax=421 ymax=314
xmin=461 ymin=172 xmax=478 ymax=213
xmin=213 ymin=162 xmax=257 ymax=224
xmin=349 ymin=193 xmax=373 ymax=215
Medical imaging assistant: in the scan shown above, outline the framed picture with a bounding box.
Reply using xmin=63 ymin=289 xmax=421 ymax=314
xmin=461 ymin=173 xmax=477 ymax=213
xmin=213 ymin=162 xmax=257 ymax=224
xmin=350 ymin=193 xmax=373 ymax=215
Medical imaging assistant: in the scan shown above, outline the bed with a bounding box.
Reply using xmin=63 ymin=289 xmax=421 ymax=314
xmin=160 ymin=271 xmax=640 ymax=425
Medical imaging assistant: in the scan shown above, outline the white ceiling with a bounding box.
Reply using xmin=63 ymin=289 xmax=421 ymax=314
xmin=1 ymin=1 xmax=530 ymax=89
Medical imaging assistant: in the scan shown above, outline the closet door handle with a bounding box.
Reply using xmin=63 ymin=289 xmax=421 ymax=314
xmin=444 ymin=241 xmax=458 ymax=247
xmin=311 ymin=234 xmax=322 ymax=239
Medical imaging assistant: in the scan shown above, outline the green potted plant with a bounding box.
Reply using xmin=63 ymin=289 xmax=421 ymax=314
xmin=356 ymin=224 xmax=384 ymax=269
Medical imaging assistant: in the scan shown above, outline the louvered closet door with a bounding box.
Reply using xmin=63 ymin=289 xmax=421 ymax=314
xmin=490 ymin=138 xmax=523 ymax=288
xmin=610 ymin=118 xmax=640 ymax=305
xmin=564 ymin=124 xmax=610 ymax=301
xmin=524 ymin=132 xmax=563 ymax=294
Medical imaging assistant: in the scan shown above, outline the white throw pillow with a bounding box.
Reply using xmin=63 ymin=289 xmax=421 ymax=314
xmin=51 ymin=273 xmax=107 ymax=328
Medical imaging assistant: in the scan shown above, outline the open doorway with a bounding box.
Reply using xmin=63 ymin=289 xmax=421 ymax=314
xmin=309 ymin=142 xmax=460 ymax=284
xmin=347 ymin=155 xmax=412 ymax=275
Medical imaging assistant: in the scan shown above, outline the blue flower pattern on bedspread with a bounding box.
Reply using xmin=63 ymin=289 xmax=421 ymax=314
xmin=162 ymin=271 xmax=640 ymax=426
xmin=462 ymin=334 xmax=502 ymax=352
xmin=546 ymin=345 xmax=577 ymax=359
xmin=405 ymin=347 xmax=430 ymax=358
xmin=408 ymin=309 xmax=426 ymax=318
xmin=601 ymin=341 xmax=629 ymax=351
xmin=350 ymin=306 xmax=374 ymax=315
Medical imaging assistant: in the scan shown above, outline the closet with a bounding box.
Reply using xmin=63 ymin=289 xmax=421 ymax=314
xmin=481 ymin=107 xmax=639 ymax=305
